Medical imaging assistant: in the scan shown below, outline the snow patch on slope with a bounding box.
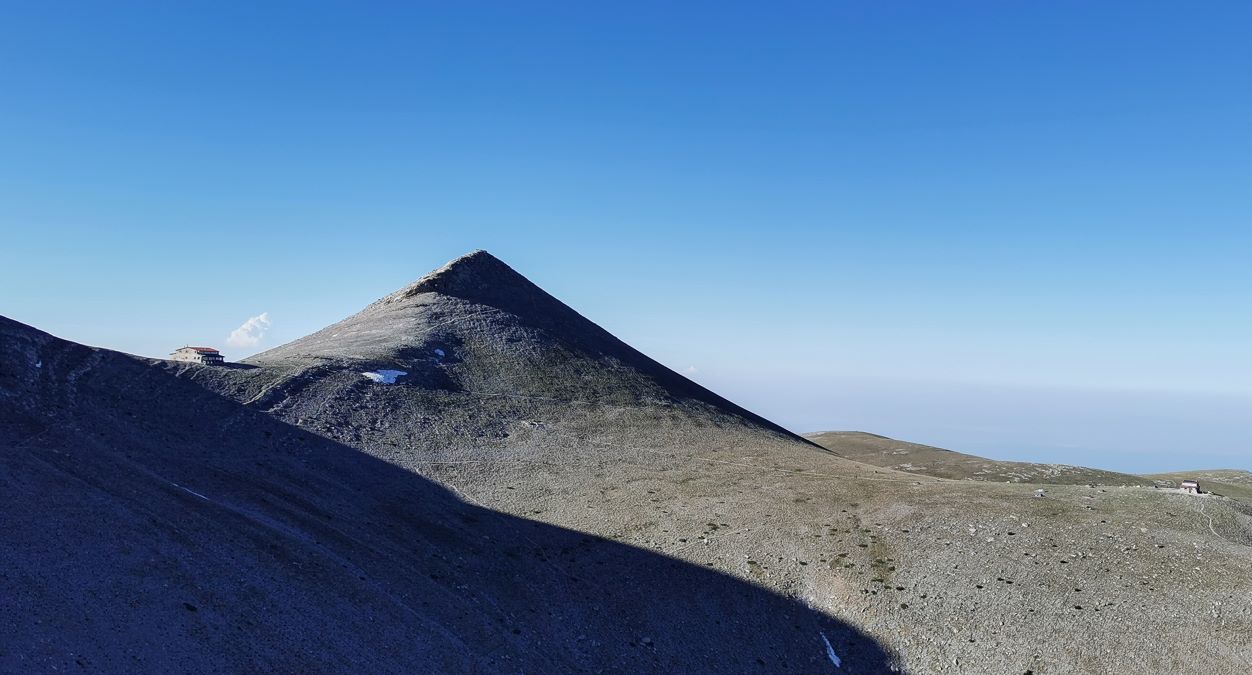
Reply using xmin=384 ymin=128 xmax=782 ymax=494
xmin=362 ymin=370 xmax=407 ymax=384
xmin=820 ymin=632 xmax=842 ymax=668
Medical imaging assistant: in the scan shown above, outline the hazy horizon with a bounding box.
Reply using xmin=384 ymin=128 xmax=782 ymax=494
xmin=3 ymin=3 xmax=1249 ymax=474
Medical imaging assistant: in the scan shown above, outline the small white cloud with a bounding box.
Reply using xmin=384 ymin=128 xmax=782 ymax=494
xmin=684 ymin=366 xmax=699 ymax=374
xmin=227 ymin=312 xmax=271 ymax=348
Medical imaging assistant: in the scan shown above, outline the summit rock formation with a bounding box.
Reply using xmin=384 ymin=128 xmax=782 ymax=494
xmin=3 ymin=251 xmax=1250 ymax=674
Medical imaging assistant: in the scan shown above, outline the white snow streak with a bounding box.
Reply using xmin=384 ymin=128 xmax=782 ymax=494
xmin=362 ymin=370 xmax=407 ymax=384
xmin=820 ymin=632 xmax=842 ymax=668
xmin=433 ymin=348 xmax=445 ymax=358
xmin=171 ymin=482 xmax=209 ymax=501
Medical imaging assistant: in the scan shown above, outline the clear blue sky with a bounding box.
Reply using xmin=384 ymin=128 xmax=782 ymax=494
xmin=2 ymin=2 xmax=1249 ymax=473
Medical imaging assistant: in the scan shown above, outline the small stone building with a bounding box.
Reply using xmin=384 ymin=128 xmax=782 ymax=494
xmin=170 ymin=346 xmax=225 ymax=365
xmin=1180 ymin=480 xmax=1200 ymax=495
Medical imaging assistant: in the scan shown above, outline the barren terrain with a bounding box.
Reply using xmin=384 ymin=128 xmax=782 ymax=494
xmin=3 ymin=252 xmax=1249 ymax=674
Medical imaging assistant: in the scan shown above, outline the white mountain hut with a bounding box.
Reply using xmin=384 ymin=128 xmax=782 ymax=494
xmin=170 ymin=346 xmax=225 ymax=365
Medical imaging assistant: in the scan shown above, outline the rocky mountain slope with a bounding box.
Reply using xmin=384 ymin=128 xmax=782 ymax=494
xmin=1148 ymin=471 xmax=1252 ymax=504
xmin=808 ymin=432 xmax=1252 ymax=507
xmin=4 ymin=251 xmax=1250 ymax=674
xmin=0 ymin=315 xmax=885 ymax=673
xmin=806 ymin=431 xmax=1155 ymax=486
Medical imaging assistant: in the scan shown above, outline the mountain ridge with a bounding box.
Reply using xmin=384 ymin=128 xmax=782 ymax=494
xmin=806 ymin=430 xmax=1157 ymax=486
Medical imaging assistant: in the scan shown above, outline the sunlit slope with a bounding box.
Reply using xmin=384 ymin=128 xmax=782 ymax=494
xmin=807 ymin=430 xmax=1154 ymax=486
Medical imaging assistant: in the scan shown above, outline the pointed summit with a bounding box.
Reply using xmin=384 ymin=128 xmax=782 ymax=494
xmin=250 ymin=249 xmax=634 ymax=369
xmin=245 ymin=250 xmax=808 ymax=442
xmin=380 ymin=250 xmax=528 ymax=305
xmin=361 ymin=249 xmax=600 ymax=352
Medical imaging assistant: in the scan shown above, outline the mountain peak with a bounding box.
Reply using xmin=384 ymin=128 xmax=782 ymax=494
xmin=379 ymin=250 xmax=530 ymax=306
xmin=244 ymin=248 xmax=812 ymax=445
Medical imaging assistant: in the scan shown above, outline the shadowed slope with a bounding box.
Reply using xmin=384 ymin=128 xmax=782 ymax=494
xmin=0 ymin=316 xmax=894 ymax=673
